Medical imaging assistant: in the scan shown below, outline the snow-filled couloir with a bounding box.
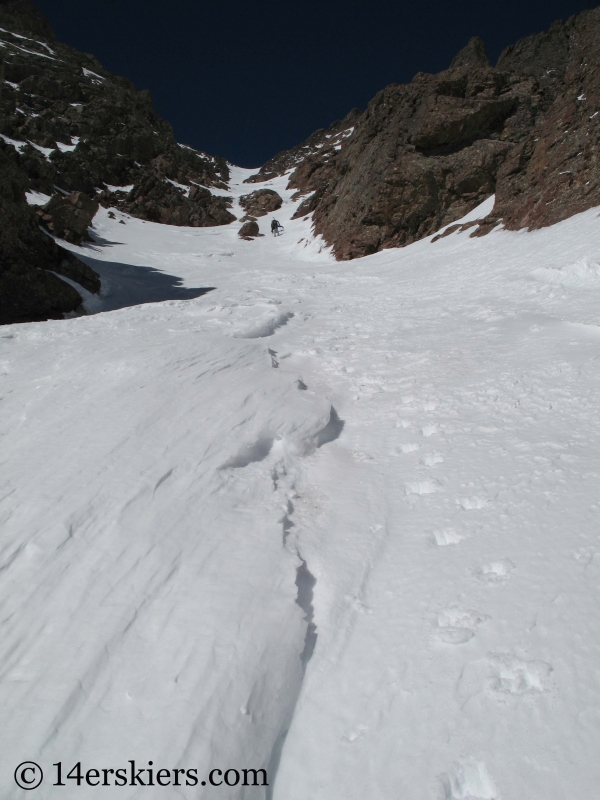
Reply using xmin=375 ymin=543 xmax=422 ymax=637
xmin=2 ymin=170 xmax=600 ymax=799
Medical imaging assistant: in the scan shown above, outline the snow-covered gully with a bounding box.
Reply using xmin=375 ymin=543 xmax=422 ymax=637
xmin=2 ymin=167 xmax=600 ymax=799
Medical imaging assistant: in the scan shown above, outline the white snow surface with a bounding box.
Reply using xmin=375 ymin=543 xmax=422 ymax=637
xmin=25 ymin=189 xmax=51 ymax=206
xmin=0 ymin=26 xmax=57 ymax=56
xmin=82 ymin=67 xmax=105 ymax=82
xmin=0 ymin=132 xmax=28 ymax=152
xmin=0 ymin=133 xmax=54 ymax=158
xmin=56 ymin=136 xmax=80 ymax=153
xmin=103 ymin=183 xmax=134 ymax=194
xmin=2 ymin=170 xmax=600 ymax=799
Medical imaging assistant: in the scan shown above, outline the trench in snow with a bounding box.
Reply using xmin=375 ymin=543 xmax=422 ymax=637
xmin=264 ymin=406 xmax=343 ymax=798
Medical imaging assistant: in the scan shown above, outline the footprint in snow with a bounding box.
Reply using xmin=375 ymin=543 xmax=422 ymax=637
xmin=435 ymin=605 xmax=489 ymax=644
xmin=574 ymin=547 xmax=596 ymax=564
xmin=346 ymin=594 xmax=372 ymax=614
xmin=405 ymin=479 xmax=442 ymax=495
xmin=398 ymin=442 xmax=420 ymax=454
xmin=457 ymin=495 xmax=489 ymax=510
xmin=440 ymin=759 xmax=499 ymax=800
xmin=422 ymin=451 xmax=444 ymax=466
xmin=352 ymin=451 xmax=376 ymax=463
xmin=488 ymin=652 xmax=553 ymax=694
xmin=343 ymin=724 xmax=368 ymax=743
xmin=421 ymin=424 xmax=439 ymax=437
xmin=478 ymin=558 xmax=515 ymax=583
xmin=433 ymin=528 xmax=466 ymax=546
xmin=459 ymin=653 xmax=553 ymax=699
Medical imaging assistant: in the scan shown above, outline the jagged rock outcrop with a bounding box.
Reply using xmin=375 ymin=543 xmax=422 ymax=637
xmin=281 ymin=37 xmax=540 ymax=258
xmin=0 ymin=0 xmax=53 ymax=40
xmin=244 ymin=109 xmax=361 ymax=185
xmin=291 ymin=43 xmax=539 ymax=258
xmin=257 ymin=9 xmax=600 ymax=259
xmin=0 ymin=5 xmax=231 ymax=211
xmin=37 ymin=191 xmax=99 ymax=244
xmin=4 ymin=0 xmax=600 ymax=322
xmin=109 ymin=180 xmax=234 ymax=227
xmin=0 ymin=0 xmax=234 ymax=323
xmin=239 ymin=188 xmax=282 ymax=217
xmin=491 ymin=13 xmax=600 ymax=231
xmin=0 ymin=141 xmax=96 ymax=324
xmin=450 ymin=36 xmax=489 ymax=69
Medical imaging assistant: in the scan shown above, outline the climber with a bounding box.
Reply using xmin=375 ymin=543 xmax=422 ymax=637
xmin=271 ymin=219 xmax=282 ymax=236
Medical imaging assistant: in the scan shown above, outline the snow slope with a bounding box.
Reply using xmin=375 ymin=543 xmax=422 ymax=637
xmin=1 ymin=173 xmax=600 ymax=799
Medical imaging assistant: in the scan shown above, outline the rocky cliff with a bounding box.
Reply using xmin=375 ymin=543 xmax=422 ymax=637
xmin=0 ymin=0 xmax=234 ymax=323
xmin=249 ymin=10 xmax=600 ymax=259
xmin=4 ymin=1 xmax=600 ymax=324
xmin=0 ymin=140 xmax=93 ymax=323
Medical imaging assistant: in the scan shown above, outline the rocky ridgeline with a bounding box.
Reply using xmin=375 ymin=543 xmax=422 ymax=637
xmin=244 ymin=108 xmax=362 ymax=186
xmin=249 ymin=11 xmax=600 ymax=259
xmin=0 ymin=0 xmax=234 ymax=323
xmin=4 ymin=1 xmax=600 ymax=323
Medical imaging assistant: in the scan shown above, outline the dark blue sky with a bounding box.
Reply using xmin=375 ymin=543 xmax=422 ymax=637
xmin=36 ymin=0 xmax=595 ymax=167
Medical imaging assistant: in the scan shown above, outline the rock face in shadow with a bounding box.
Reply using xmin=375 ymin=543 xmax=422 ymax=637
xmin=0 ymin=0 xmax=54 ymax=40
xmin=450 ymin=35 xmax=490 ymax=69
xmin=0 ymin=141 xmax=97 ymax=324
xmin=113 ymin=181 xmax=234 ymax=227
xmin=239 ymin=189 xmax=282 ymax=217
xmin=0 ymin=2 xmax=232 ymax=221
xmin=0 ymin=0 xmax=233 ymax=323
xmin=256 ymin=9 xmax=600 ymax=259
xmin=37 ymin=191 xmax=99 ymax=244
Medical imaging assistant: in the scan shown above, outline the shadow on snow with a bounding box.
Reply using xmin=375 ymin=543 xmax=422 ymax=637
xmin=76 ymin=254 xmax=215 ymax=314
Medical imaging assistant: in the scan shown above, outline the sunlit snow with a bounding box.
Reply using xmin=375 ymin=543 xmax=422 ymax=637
xmin=2 ymin=167 xmax=600 ymax=799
